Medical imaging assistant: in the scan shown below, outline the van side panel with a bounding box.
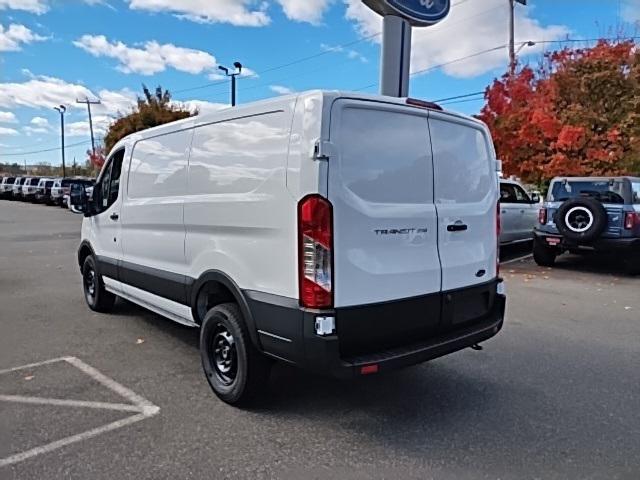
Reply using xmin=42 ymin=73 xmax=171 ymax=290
xmin=184 ymin=106 xmax=297 ymax=298
xmin=328 ymin=100 xmax=442 ymax=307
xmin=121 ymin=125 xmax=192 ymax=282
xmin=429 ymin=113 xmax=498 ymax=291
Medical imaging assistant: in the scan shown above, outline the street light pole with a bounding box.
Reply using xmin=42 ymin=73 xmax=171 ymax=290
xmin=219 ymin=62 xmax=243 ymax=106
xmin=509 ymin=0 xmax=528 ymax=75
xmin=54 ymin=105 xmax=66 ymax=177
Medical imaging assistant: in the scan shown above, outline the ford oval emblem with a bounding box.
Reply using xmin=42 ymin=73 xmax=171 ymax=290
xmin=386 ymin=0 xmax=450 ymax=25
xmin=363 ymin=0 xmax=451 ymax=26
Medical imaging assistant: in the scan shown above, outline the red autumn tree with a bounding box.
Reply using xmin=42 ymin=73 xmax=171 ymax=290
xmin=478 ymin=40 xmax=640 ymax=186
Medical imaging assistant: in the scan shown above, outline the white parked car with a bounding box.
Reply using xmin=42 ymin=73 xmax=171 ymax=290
xmin=72 ymin=90 xmax=506 ymax=405
xmin=499 ymin=179 xmax=540 ymax=244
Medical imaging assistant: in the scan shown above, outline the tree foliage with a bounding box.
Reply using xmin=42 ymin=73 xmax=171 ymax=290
xmin=102 ymin=85 xmax=195 ymax=156
xmin=479 ymin=40 xmax=640 ymax=186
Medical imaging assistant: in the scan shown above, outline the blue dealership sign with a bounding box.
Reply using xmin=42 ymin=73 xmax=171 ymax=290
xmin=363 ymin=0 xmax=451 ymax=26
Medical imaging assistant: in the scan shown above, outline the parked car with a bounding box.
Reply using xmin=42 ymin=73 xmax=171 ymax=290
xmin=21 ymin=177 xmax=41 ymax=201
xmin=499 ymin=179 xmax=540 ymax=244
xmin=534 ymin=176 xmax=640 ymax=274
xmin=0 ymin=176 xmax=16 ymax=199
xmin=12 ymin=177 xmax=25 ymax=200
xmin=34 ymin=178 xmax=55 ymax=203
xmin=71 ymin=91 xmax=506 ymax=406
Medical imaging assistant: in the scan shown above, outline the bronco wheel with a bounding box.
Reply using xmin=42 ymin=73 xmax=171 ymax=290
xmin=200 ymin=303 xmax=271 ymax=406
xmin=82 ymin=256 xmax=115 ymax=312
xmin=533 ymin=237 xmax=557 ymax=267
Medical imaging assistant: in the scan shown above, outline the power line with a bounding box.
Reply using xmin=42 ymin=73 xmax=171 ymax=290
xmin=0 ymin=140 xmax=90 ymax=157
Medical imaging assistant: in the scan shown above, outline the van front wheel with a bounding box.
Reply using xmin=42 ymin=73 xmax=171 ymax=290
xmin=200 ymin=303 xmax=271 ymax=406
xmin=82 ymin=256 xmax=115 ymax=312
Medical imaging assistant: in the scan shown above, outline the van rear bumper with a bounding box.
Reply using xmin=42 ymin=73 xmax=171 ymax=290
xmin=245 ymin=281 xmax=506 ymax=379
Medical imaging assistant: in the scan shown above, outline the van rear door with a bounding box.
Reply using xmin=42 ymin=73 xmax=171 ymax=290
xmin=328 ymin=99 xmax=441 ymax=309
xmin=428 ymin=112 xmax=498 ymax=291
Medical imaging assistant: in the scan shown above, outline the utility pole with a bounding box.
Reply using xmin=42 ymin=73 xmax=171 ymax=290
xmin=218 ymin=62 xmax=242 ymax=106
xmin=509 ymin=0 xmax=528 ymax=75
xmin=54 ymin=105 xmax=66 ymax=177
xmin=76 ymin=97 xmax=101 ymax=155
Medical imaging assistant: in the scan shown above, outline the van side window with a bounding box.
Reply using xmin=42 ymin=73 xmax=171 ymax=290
xmin=96 ymin=148 xmax=125 ymax=211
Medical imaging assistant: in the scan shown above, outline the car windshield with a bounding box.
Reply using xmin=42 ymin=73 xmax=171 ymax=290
xmin=550 ymin=180 xmax=626 ymax=204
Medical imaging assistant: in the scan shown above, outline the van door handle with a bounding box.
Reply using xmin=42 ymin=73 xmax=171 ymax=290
xmin=447 ymin=223 xmax=468 ymax=232
xmin=110 ymin=213 xmax=119 ymax=221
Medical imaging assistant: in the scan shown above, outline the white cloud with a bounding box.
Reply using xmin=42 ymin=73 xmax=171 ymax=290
xmin=276 ymin=0 xmax=333 ymax=24
xmin=269 ymin=85 xmax=295 ymax=95
xmin=0 ymin=110 xmax=17 ymax=123
xmin=74 ymin=35 xmax=217 ymax=75
xmin=622 ymin=0 xmax=640 ymax=23
xmin=0 ymin=0 xmax=48 ymax=14
xmin=23 ymin=125 xmax=48 ymax=135
xmin=0 ymin=126 xmax=19 ymax=135
xmin=345 ymin=0 xmax=569 ymax=78
xmin=0 ymin=23 xmax=47 ymax=51
xmin=30 ymin=116 xmax=49 ymax=127
xmin=127 ymin=0 xmax=270 ymax=27
xmin=0 ymin=74 xmax=137 ymax=121
xmin=320 ymin=42 xmax=367 ymax=63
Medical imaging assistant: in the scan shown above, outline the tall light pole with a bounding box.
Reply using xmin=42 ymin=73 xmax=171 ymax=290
xmin=54 ymin=105 xmax=66 ymax=177
xmin=509 ymin=0 xmax=528 ymax=75
xmin=76 ymin=97 xmax=101 ymax=155
xmin=218 ymin=61 xmax=242 ymax=107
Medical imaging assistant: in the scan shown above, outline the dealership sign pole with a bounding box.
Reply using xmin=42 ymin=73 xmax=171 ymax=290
xmin=363 ymin=0 xmax=451 ymax=97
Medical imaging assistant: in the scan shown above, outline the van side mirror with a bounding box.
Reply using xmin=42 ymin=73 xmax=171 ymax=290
xmin=69 ymin=185 xmax=90 ymax=215
xmin=530 ymin=193 xmax=541 ymax=204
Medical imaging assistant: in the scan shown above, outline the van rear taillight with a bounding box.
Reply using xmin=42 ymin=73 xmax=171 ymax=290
xmin=298 ymin=195 xmax=333 ymax=309
xmin=624 ymin=212 xmax=639 ymax=230
xmin=539 ymin=208 xmax=547 ymax=225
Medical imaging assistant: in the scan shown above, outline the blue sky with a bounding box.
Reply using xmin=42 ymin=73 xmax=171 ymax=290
xmin=0 ymin=0 xmax=636 ymax=167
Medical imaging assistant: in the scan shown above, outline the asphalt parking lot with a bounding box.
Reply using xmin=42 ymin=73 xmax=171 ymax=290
xmin=1 ymin=201 xmax=639 ymax=480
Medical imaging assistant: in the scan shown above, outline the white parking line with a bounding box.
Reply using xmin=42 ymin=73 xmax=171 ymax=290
xmin=501 ymin=253 xmax=533 ymax=265
xmin=0 ymin=395 xmax=146 ymax=413
xmin=0 ymin=356 xmax=159 ymax=468
xmin=0 ymin=413 xmax=150 ymax=468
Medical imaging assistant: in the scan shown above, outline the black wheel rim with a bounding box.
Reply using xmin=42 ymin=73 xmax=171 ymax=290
xmin=210 ymin=324 xmax=237 ymax=386
xmin=84 ymin=267 xmax=96 ymax=301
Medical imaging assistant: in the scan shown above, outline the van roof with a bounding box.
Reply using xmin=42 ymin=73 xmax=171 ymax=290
xmin=115 ymin=90 xmax=486 ymax=149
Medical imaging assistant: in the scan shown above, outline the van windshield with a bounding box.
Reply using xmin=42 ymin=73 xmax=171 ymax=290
xmin=550 ymin=180 xmax=626 ymax=204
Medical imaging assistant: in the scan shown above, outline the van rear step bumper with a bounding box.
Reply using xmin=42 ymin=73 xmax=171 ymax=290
xmin=339 ymin=312 xmax=503 ymax=377
xmin=246 ymin=282 xmax=505 ymax=379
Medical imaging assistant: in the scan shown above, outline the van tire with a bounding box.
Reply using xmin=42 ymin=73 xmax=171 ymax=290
xmin=200 ymin=303 xmax=271 ymax=406
xmin=533 ymin=238 xmax=557 ymax=267
xmin=82 ymin=256 xmax=116 ymax=313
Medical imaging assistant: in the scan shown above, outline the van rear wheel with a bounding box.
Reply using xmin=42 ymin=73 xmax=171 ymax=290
xmin=200 ymin=303 xmax=271 ymax=406
xmin=82 ymin=256 xmax=115 ymax=312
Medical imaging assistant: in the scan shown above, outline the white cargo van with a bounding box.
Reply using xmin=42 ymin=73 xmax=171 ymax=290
xmin=72 ymin=90 xmax=505 ymax=405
